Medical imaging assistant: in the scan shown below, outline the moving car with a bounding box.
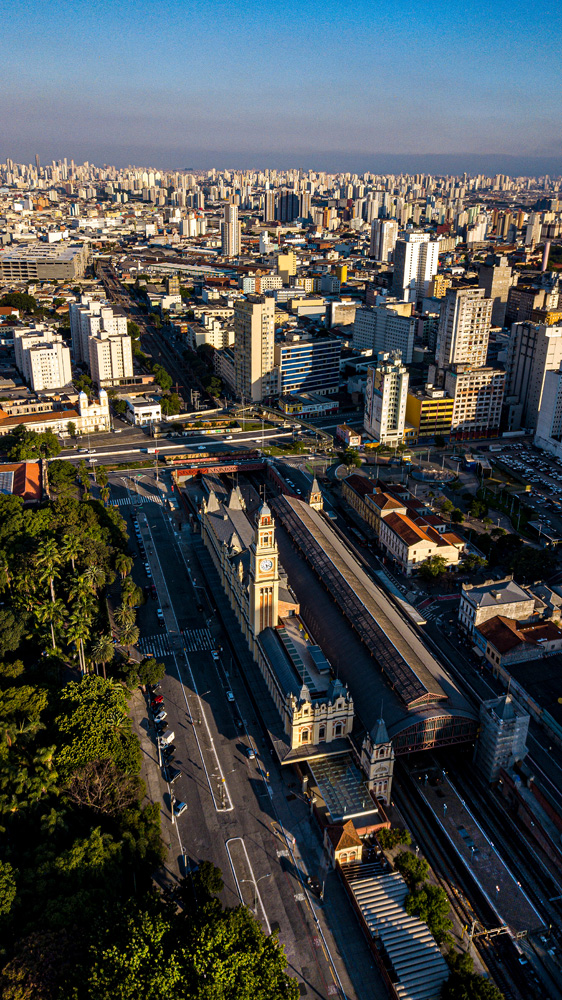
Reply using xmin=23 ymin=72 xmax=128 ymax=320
xmin=306 ymin=875 xmax=322 ymax=897
xmin=245 ymin=746 xmax=256 ymax=759
xmin=226 ymin=690 xmax=234 ymax=702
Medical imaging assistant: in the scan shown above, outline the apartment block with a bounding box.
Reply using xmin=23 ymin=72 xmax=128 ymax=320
xmin=69 ymin=297 xmax=128 ymax=365
xmin=353 ymin=303 xmax=416 ymax=363
xmin=13 ymin=328 xmax=71 ymax=390
xmin=478 ymin=254 xmax=514 ymax=327
xmin=392 ymin=232 xmax=439 ymax=301
xmin=436 ymin=287 xmax=492 ymax=370
xmin=504 ymin=323 xmax=562 ymax=431
xmin=364 ymin=352 xmax=409 ymax=446
xmin=89 ymin=329 xmax=134 ymax=386
xmin=444 ymin=365 xmax=505 ymax=439
xmin=369 ymin=219 xmax=399 ymax=261
xmin=405 ymin=386 xmax=454 ymax=441
xmin=234 ymin=295 xmax=276 ymax=402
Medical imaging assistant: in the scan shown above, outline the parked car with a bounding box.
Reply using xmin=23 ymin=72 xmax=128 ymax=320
xmin=151 ymin=694 xmax=164 ymax=706
xmin=163 ymin=766 xmax=181 ymax=784
xmin=306 ymin=875 xmax=322 ymax=897
xmin=158 ymin=729 xmax=175 ymax=746
xmin=173 ymin=800 xmax=187 ymax=818
xmin=154 ymin=709 xmax=167 ymax=723
xmin=245 ymin=746 xmax=256 ymax=759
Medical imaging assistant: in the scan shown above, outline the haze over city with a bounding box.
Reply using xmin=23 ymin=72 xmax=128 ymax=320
xmin=1 ymin=0 xmax=561 ymax=172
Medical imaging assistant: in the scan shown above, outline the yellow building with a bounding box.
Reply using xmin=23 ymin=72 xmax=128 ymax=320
xmin=277 ymin=251 xmax=297 ymax=285
xmin=335 ymin=264 xmax=348 ymax=284
xmin=428 ymin=274 xmax=452 ymax=299
xmin=405 ymin=388 xmax=454 ymax=441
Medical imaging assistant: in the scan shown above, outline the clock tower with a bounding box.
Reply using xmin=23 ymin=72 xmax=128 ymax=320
xmin=249 ymin=502 xmax=279 ymax=638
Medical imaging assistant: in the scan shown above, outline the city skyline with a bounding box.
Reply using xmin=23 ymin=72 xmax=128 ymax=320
xmin=1 ymin=0 xmax=561 ymax=173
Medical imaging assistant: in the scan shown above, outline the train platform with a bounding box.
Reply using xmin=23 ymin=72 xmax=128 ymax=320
xmin=414 ymin=771 xmax=545 ymax=935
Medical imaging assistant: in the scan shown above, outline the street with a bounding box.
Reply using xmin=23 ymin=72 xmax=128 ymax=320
xmin=109 ymin=470 xmax=386 ymax=1000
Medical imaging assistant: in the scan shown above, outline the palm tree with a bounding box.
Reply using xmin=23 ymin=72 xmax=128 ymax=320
xmin=90 ymin=634 xmax=115 ymax=677
xmin=119 ymin=623 xmax=139 ymax=647
xmin=0 ymin=551 xmax=11 ymax=592
xmin=35 ymin=539 xmax=61 ymax=603
xmin=67 ymin=614 xmax=91 ymax=674
xmin=122 ymin=583 xmax=143 ymax=608
xmin=84 ymin=565 xmax=106 ymax=593
xmin=115 ymin=553 xmax=134 ymax=579
xmin=114 ymin=604 xmax=136 ymax=629
xmin=60 ymin=533 xmax=82 ymax=571
xmin=100 ymin=485 xmax=110 ymax=505
xmin=34 ymin=599 xmax=66 ymax=650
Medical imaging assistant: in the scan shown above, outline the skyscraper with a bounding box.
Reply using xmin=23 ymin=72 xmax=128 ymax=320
xmin=478 ymin=254 xmax=514 ymax=327
xmin=234 ymin=295 xmax=276 ymax=402
xmin=435 ymin=287 xmax=493 ymax=370
xmin=364 ymin=351 xmax=409 ymax=446
xmin=221 ymin=203 xmax=241 ymax=257
xmin=392 ymin=232 xmax=439 ymax=301
xmin=369 ymin=219 xmax=399 ymax=261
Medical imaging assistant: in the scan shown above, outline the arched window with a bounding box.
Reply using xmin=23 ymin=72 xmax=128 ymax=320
xmin=300 ymin=729 xmax=309 ymax=743
xmin=319 ymin=726 xmax=326 ymax=741
xmin=334 ymin=723 xmax=342 ymax=737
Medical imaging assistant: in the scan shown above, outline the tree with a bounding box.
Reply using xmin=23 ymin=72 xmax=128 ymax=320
xmin=160 ymin=393 xmax=181 ymax=416
xmin=394 ymin=851 xmax=430 ymax=889
xmin=461 ymin=553 xmax=487 ymax=573
xmin=90 ymin=635 xmax=115 ymax=676
xmin=450 ymin=508 xmax=464 ymax=523
xmin=434 ymin=435 xmax=446 ymax=449
xmin=6 ymin=426 xmax=61 ymax=461
xmin=0 ymin=291 xmax=38 ymax=313
xmin=114 ymin=605 xmax=136 ymax=629
xmin=36 ymin=539 xmax=61 ymax=603
xmin=66 ymin=421 xmax=77 ymax=438
xmin=152 ymin=364 xmax=173 ymax=392
xmin=418 ymin=555 xmax=448 ymax=582
xmin=0 ymin=860 xmax=17 ymax=917
xmin=0 ymin=608 xmax=26 ymax=657
xmin=138 ymin=657 xmax=165 ymax=688
xmin=127 ymin=321 xmax=140 ymax=340
xmin=48 ymin=460 xmax=77 ymax=495
xmin=405 ymin=883 xmax=453 ymax=944
xmin=441 ymin=499 xmax=454 ymax=515
xmin=55 ymin=675 xmax=140 ymax=775
xmin=112 ymin=399 xmax=127 ymax=416
xmin=119 ymin=623 xmax=139 ymax=648
xmin=66 ymin=759 xmax=142 ymax=817
xmin=442 ymin=970 xmax=504 ymax=1000
xmin=114 ymin=553 xmax=133 ymax=579
xmin=377 ymin=827 xmax=411 ymax=850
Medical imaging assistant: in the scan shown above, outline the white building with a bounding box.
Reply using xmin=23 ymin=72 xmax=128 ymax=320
xmin=445 ymin=365 xmax=505 ymax=439
xmin=13 ymin=328 xmax=71 ymax=390
xmin=124 ymin=395 xmax=162 ymax=426
xmin=27 ymin=341 xmax=72 ymax=391
xmin=504 ymin=323 xmax=562 ymax=432
xmin=436 ymin=287 xmax=492 ymax=370
xmin=89 ymin=329 xmax=134 ymax=386
xmin=364 ymin=352 xmax=409 ymax=446
xmin=221 ymin=203 xmax=241 ymax=257
xmin=69 ymin=297 xmax=128 ymax=366
xmin=535 ymin=367 xmax=562 ymax=459
xmin=369 ymin=219 xmax=399 ymax=261
xmin=353 ymin=304 xmax=416 ymax=363
xmin=392 ymin=232 xmax=439 ymax=302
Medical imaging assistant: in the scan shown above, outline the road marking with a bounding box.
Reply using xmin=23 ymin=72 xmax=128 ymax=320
xmin=138 ymin=634 xmax=171 ymax=657
xmin=109 ymin=495 xmax=164 ymax=507
xmin=225 ymin=837 xmax=271 ymax=936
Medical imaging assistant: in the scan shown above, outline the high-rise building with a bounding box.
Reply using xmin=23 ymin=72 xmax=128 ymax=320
xmin=69 ymin=298 xmax=128 ymax=365
xmin=435 ymin=287 xmax=492 ymax=370
xmin=475 ymin=694 xmax=529 ymax=783
xmin=504 ymin=323 xmax=562 ymax=431
xmin=444 ymin=365 xmax=505 ymax=439
xmin=274 ymin=337 xmax=341 ymax=396
xmin=221 ymin=203 xmax=241 ymax=257
xmin=353 ymin=303 xmax=416 ymax=363
xmin=234 ymin=295 xmax=276 ymax=402
xmin=276 ymin=251 xmax=297 ymax=285
xmin=88 ymin=329 xmax=134 ymax=386
xmin=369 ymin=219 xmax=399 ymax=261
xmin=364 ymin=351 xmax=409 ymax=446
xmin=478 ymin=254 xmax=514 ymax=327
xmin=167 ymin=274 xmax=180 ymax=296
xmin=263 ymin=191 xmax=276 ymax=222
xmin=14 ymin=329 xmax=71 ymax=390
xmin=276 ymin=189 xmax=299 ymax=223
xmin=392 ymin=232 xmax=439 ymax=301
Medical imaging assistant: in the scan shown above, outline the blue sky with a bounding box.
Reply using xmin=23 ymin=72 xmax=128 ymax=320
xmin=1 ymin=0 xmax=561 ymax=172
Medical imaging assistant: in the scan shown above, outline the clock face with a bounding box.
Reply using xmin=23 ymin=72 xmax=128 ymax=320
xmin=260 ymin=558 xmax=273 ymax=573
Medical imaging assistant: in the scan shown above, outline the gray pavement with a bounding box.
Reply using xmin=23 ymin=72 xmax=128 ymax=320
xmin=114 ymin=472 xmax=386 ymax=1000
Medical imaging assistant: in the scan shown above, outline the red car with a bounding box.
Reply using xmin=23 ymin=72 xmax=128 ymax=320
xmin=151 ymin=695 xmax=164 ymax=706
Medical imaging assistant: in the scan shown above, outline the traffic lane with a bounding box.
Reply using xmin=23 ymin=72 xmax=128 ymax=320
xmin=144 ymin=510 xmax=203 ymax=632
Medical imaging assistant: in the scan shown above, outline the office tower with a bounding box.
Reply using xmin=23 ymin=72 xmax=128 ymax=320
xmin=475 ymin=695 xmax=529 ymax=783
xmin=535 ymin=367 xmax=562 ymax=448
xmin=504 ymin=323 xmax=562 ymax=431
xmin=364 ymin=351 xmax=409 ymax=446
xmin=525 ymin=213 xmax=542 ymax=246
xmin=221 ymin=203 xmax=241 ymax=257
xmin=444 ymin=365 xmax=505 ymax=438
xmin=299 ymin=192 xmax=312 ymax=220
xmin=274 ymin=337 xmax=341 ymax=396
xmin=263 ymin=191 xmax=276 ymax=222
xmin=369 ymin=219 xmax=399 ymax=261
xmin=478 ymin=254 xmax=514 ymax=327
xmin=353 ymin=304 xmax=416 ymax=363
xmin=276 ymin=189 xmax=299 ymax=223
xmin=35 ymin=154 xmax=40 ymax=171
xmin=234 ymin=295 xmax=276 ymax=402
xmin=89 ymin=329 xmax=134 ymax=386
xmin=435 ymin=287 xmax=492 ymax=370
xmin=392 ymin=232 xmax=439 ymax=301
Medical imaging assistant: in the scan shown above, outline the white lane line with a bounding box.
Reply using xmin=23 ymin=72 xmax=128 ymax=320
xmin=142 ymin=508 xmax=233 ymax=813
xmin=225 ymin=837 xmax=271 ymax=936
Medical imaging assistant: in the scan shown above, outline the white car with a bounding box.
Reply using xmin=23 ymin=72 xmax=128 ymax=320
xmin=154 ymin=708 xmax=167 ymax=723
xmin=174 ymin=801 xmax=187 ymax=818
